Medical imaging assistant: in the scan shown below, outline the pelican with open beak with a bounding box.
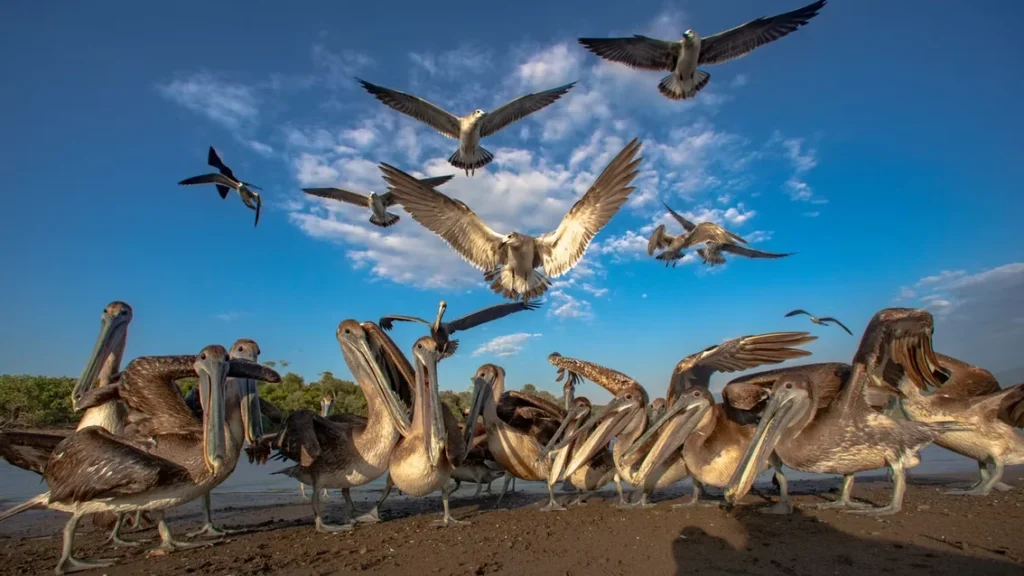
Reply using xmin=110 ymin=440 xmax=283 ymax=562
xmin=539 ymin=396 xmax=617 ymax=510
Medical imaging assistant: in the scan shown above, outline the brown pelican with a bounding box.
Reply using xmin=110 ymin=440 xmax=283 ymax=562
xmin=302 ymin=174 xmax=454 ymax=228
xmin=540 ymin=396 xmax=618 ymax=510
xmin=726 ymin=307 xmax=970 ymax=516
xmin=365 ymin=337 xmax=487 ymax=526
xmin=380 ymin=300 xmax=541 ymax=358
xmin=293 ymin=394 xmax=335 ymax=501
xmin=357 ymin=79 xmax=575 ymax=176
xmin=888 ymin=343 xmax=1024 ymax=496
xmin=578 ymin=0 xmax=826 ymax=99
xmin=0 ymin=345 xmax=279 ymax=574
xmin=258 ymin=321 xmax=411 ymax=532
xmin=178 ymin=146 xmax=262 ymax=227
xmin=464 ymin=364 xmax=568 ymax=508
xmin=648 ymin=201 xmax=792 ymax=267
xmin=785 ymin=309 xmax=853 ymax=335
xmin=379 ymin=138 xmax=644 ymax=302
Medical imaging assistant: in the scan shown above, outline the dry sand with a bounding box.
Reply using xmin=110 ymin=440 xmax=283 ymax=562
xmin=2 ymin=471 xmax=1023 ymax=575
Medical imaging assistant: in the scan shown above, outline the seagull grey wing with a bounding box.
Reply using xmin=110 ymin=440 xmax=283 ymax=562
xmin=661 ymin=201 xmax=696 ymax=232
xmin=477 ymin=83 xmax=576 ymax=138
xmin=357 ymin=79 xmax=461 ymax=139
xmin=647 ymin=224 xmax=675 ymax=255
xmin=698 ymin=0 xmax=827 ymax=66
xmin=0 ymin=429 xmax=69 ymax=475
xmin=819 ymin=317 xmax=853 ymax=335
xmin=445 ymin=301 xmax=541 ymax=334
xmin=537 ymin=138 xmax=643 ymax=278
xmin=378 ymin=315 xmax=431 ymax=331
xmin=208 ymin=146 xmax=237 ymax=180
xmin=417 ymin=175 xmax=456 ymax=189
xmin=577 ymin=36 xmax=680 ymax=72
xmin=241 ymin=181 xmax=262 ymax=191
xmin=253 ymin=193 xmax=261 ymax=227
xmin=302 ymin=187 xmax=373 ymax=207
xmin=379 ymin=163 xmax=504 ymax=272
xmin=721 ymin=244 xmax=795 ymax=259
xmin=178 ymin=173 xmax=238 ymax=190
xmin=785 ymin=309 xmax=812 ymax=318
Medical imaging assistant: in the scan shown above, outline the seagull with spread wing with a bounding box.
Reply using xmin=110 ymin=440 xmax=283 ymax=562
xmin=379 ymin=138 xmax=643 ymax=302
xmin=784 ymin=309 xmax=853 ymax=335
xmin=357 ymin=78 xmax=575 ymax=176
xmin=303 ymin=174 xmax=455 ymax=228
xmin=380 ymin=299 xmax=541 ymax=359
xmin=578 ymin=0 xmax=826 ymax=100
xmin=647 ymin=200 xmax=793 ymax=267
xmin=178 ymin=146 xmax=263 ymax=227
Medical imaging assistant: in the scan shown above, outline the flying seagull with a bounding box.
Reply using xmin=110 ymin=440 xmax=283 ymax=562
xmin=578 ymin=0 xmax=826 ymax=100
xmin=379 ymin=138 xmax=643 ymax=302
xmin=380 ymin=300 xmax=541 ymax=358
xmin=178 ymin=146 xmax=263 ymax=227
xmin=784 ymin=309 xmax=853 ymax=335
xmin=648 ymin=201 xmax=793 ymax=267
xmin=357 ymin=78 xmax=576 ymax=176
xmin=303 ymin=174 xmax=455 ymax=228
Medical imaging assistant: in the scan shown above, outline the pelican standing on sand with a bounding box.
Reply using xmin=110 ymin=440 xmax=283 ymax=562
xmin=785 ymin=309 xmax=853 ymax=335
xmin=178 ymin=146 xmax=263 ymax=227
xmin=380 ymin=299 xmax=541 ymax=358
xmin=726 ymin=308 xmax=969 ymax=516
xmin=648 ymin=201 xmax=793 ymax=267
xmin=540 ymin=395 xmax=618 ymax=510
xmin=302 ymin=174 xmax=455 ymax=228
xmin=0 ymin=346 xmax=280 ymax=574
xmin=294 ymin=394 xmax=335 ymax=501
xmin=379 ymin=138 xmax=644 ymax=302
xmin=578 ymin=0 xmax=826 ymax=100
xmin=357 ymin=79 xmax=575 ymax=175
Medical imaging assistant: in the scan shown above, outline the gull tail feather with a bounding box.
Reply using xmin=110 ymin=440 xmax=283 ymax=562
xmin=0 ymin=492 xmax=49 ymax=523
xmin=485 ymin=268 xmax=551 ymax=302
xmin=658 ymin=70 xmax=710 ymax=100
xmin=449 ymin=146 xmax=493 ymax=172
xmin=369 ymin=211 xmax=400 ymax=228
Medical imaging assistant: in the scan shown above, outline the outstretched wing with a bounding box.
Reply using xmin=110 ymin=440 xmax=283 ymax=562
xmin=785 ymin=309 xmax=812 ymax=318
xmin=697 ymin=0 xmax=827 ymax=66
xmin=357 ymin=79 xmax=461 ymax=139
xmin=662 ymin=201 xmax=696 ymax=232
xmin=178 ymin=173 xmax=238 ymax=192
xmin=302 ymin=187 xmax=372 ymax=208
xmin=446 ymin=301 xmax=542 ymax=333
xmin=721 ymin=244 xmax=794 ymax=259
xmin=724 ymin=362 xmax=892 ymax=410
xmin=478 ymin=83 xmax=576 ymax=138
xmin=647 ymin=224 xmax=676 ymax=256
xmin=208 ymin=146 xmax=235 ymax=179
xmin=0 ymin=429 xmax=69 ymax=475
xmin=537 ymin=138 xmax=643 ymax=278
xmin=819 ymin=317 xmax=853 ymax=335
xmin=380 ymin=163 xmax=504 ymax=272
xmin=577 ymin=36 xmax=680 ymax=72
xmin=378 ymin=315 xmax=431 ymax=332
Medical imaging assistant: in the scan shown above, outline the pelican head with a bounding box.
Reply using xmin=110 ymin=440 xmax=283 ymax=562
xmin=545 ymin=384 xmax=647 ymax=477
xmin=336 ymin=319 xmax=411 ymax=436
xmin=73 ymin=301 xmax=133 ymax=411
xmin=539 ymin=397 xmax=593 ymax=461
xmin=229 ymin=338 xmax=264 ymax=445
xmin=194 ymin=345 xmax=231 ymax=476
xmin=412 ymin=336 xmax=446 ymax=467
xmin=726 ymin=375 xmax=814 ymax=505
xmin=650 ymin=397 xmax=668 ymax=421
xmin=623 ymin=387 xmax=714 ymax=483
xmin=857 ymin=307 xmax=942 ymax=391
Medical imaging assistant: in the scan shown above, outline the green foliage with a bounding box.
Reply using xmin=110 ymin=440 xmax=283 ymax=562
xmin=521 ymin=383 xmax=561 ymax=406
xmin=0 ymin=375 xmax=77 ymax=427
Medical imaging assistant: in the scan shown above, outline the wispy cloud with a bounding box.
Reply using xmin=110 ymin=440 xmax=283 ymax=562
xmin=770 ymin=131 xmax=825 ymax=205
xmin=472 ymin=332 xmax=542 ymax=358
xmin=158 ymin=73 xmax=259 ymax=131
xmin=213 ymin=311 xmax=247 ymax=322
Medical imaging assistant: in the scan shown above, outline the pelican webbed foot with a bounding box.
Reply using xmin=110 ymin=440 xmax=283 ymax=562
xmin=845 ymin=463 xmax=905 ymax=516
xmin=432 ymin=489 xmax=470 ymax=526
xmin=758 ymin=500 xmax=794 ymax=515
xmin=315 ymin=516 xmax=355 ymax=533
xmin=994 ymin=482 xmax=1013 ymax=492
xmin=539 ymin=499 xmax=567 ymax=512
xmin=148 ymin=515 xmax=210 ymax=556
xmin=57 ymin=556 xmax=116 ymax=575
xmin=186 ymin=523 xmax=240 ymax=539
xmin=805 ymin=474 xmax=869 ymax=510
xmin=354 ymin=508 xmax=382 ymax=524
xmin=106 ymin=514 xmax=149 ymax=548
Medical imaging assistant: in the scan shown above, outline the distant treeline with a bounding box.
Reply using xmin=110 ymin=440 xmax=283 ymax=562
xmin=0 ymin=369 xmax=562 ymax=429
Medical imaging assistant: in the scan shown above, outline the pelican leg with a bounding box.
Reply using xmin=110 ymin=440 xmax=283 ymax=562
xmin=759 ymin=458 xmax=794 ymax=515
xmin=452 ymin=479 xmax=462 ymax=493
xmin=187 ymin=493 xmax=241 ymax=539
xmin=671 ymin=480 xmax=710 ymax=509
xmin=847 ymin=462 xmax=906 ymax=516
xmin=106 ymin=512 xmax=149 ymax=548
xmin=356 ymin=476 xmax=393 ymax=524
xmin=471 ymin=481 xmax=483 ymax=499
xmin=808 ymin=474 xmax=870 ymax=510
xmin=570 ymin=489 xmax=590 ymax=506
xmin=539 ymin=483 xmax=567 ymax=512
xmin=510 ymin=477 xmax=517 ymax=492
xmin=57 ymin=513 xmax=116 ymax=574
xmin=947 ymin=459 xmax=1006 ymax=496
xmin=485 ymin=478 xmax=494 ymax=493
xmin=431 ymin=482 xmax=470 ymax=527
xmin=313 ymin=483 xmax=353 ymax=533
xmin=148 ymin=510 xmax=208 ymax=554
xmin=494 ymin=474 xmax=513 ymax=508
xmin=299 ymin=482 xmax=309 ymax=500
xmin=613 ymin=473 xmax=628 ymax=505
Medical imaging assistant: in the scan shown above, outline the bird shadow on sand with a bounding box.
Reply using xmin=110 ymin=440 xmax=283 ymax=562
xmin=670 ymin=504 xmax=1021 ymax=576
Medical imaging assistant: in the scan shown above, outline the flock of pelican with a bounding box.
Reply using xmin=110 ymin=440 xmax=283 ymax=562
xmin=3 ymin=1 xmax=1023 ymax=573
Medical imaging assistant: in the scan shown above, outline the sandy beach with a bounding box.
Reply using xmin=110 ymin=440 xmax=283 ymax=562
xmin=2 ymin=470 xmax=1022 ymax=576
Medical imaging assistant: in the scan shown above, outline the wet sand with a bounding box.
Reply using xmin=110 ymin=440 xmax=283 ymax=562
xmin=2 ymin=471 xmax=1023 ymax=575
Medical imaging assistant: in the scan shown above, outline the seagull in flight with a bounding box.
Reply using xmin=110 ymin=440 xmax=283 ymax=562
xmin=784 ymin=309 xmax=853 ymax=335
xmin=578 ymin=0 xmax=826 ymax=100
xmin=648 ymin=201 xmax=793 ymax=267
xmin=357 ymin=78 xmax=575 ymax=176
xmin=380 ymin=300 xmax=541 ymax=359
xmin=303 ymin=174 xmax=454 ymax=228
xmin=179 ymin=147 xmax=263 ymax=227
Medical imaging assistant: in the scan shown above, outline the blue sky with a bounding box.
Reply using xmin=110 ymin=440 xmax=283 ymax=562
xmin=2 ymin=0 xmax=1023 ymax=403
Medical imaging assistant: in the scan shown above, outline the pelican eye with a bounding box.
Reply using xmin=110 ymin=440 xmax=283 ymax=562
xmin=237 ymin=346 xmax=244 ymax=352
xmin=693 ymin=391 xmax=700 ymax=397
xmin=201 ymin=353 xmax=207 ymax=360
xmin=785 ymin=383 xmax=793 ymax=389
xmin=344 ymin=328 xmax=351 ymax=334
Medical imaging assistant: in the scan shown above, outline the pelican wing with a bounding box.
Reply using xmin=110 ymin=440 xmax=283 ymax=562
xmin=577 ymin=36 xmax=680 ymax=72
xmin=720 ymin=382 xmax=770 ymax=412
xmin=662 ymin=201 xmax=696 ymax=232
xmin=784 ymin=309 xmax=812 ymax=318
xmin=669 ymin=332 xmax=816 ymax=402
xmin=357 ymin=79 xmax=461 ymax=139
xmin=46 ymin=427 xmax=192 ymax=504
xmin=273 ymin=410 xmax=353 ymax=468
xmin=178 ymin=173 xmax=239 ymax=192
xmin=477 ymin=83 xmax=576 ymax=138
xmin=0 ymin=429 xmax=69 ymax=475
xmin=378 ymin=315 xmax=431 ymax=332
xmin=933 ymin=353 xmax=1001 ymax=399
xmin=497 ymin=392 xmax=565 ymax=445
xmin=302 ymin=187 xmax=371 ymax=207
xmin=723 ymin=362 xmax=894 ymax=411
xmin=327 ymin=413 xmax=368 ymax=426
xmin=697 ymin=0 xmax=827 ymax=66
xmin=721 ymin=244 xmax=794 ymax=259
xmin=537 ymin=138 xmax=643 ymax=278
xmin=379 ymin=163 xmax=504 ymax=272
xmin=446 ymin=301 xmax=542 ymax=333
xmin=259 ymin=398 xmax=283 ymax=424
xmin=548 ymin=353 xmax=640 ymax=395
xmin=996 ymin=384 xmax=1024 ymax=427
xmin=819 ymin=316 xmax=853 ymax=336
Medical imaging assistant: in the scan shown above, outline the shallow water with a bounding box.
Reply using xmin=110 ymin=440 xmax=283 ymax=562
xmin=0 ymin=444 xmax=980 ymax=506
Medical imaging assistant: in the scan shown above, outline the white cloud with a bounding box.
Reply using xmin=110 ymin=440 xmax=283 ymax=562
xmin=158 ymin=73 xmax=259 ymax=130
xmin=472 ymin=333 xmax=542 ymax=358
xmin=548 ymin=290 xmax=594 ymax=320
xmin=771 ymin=131 xmax=825 ymax=205
xmin=409 ymin=46 xmax=492 ymax=79
xmin=802 ymin=211 xmax=820 ymax=218
xmin=730 ymin=74 xmax=749 ymax=88
xmin=642 ymin=293 xmax=648 ymax=299
xmin=245 ymin=139 xmax=274 ymax=156
xmin=214 ymin=311 xmax=247 ymax=322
